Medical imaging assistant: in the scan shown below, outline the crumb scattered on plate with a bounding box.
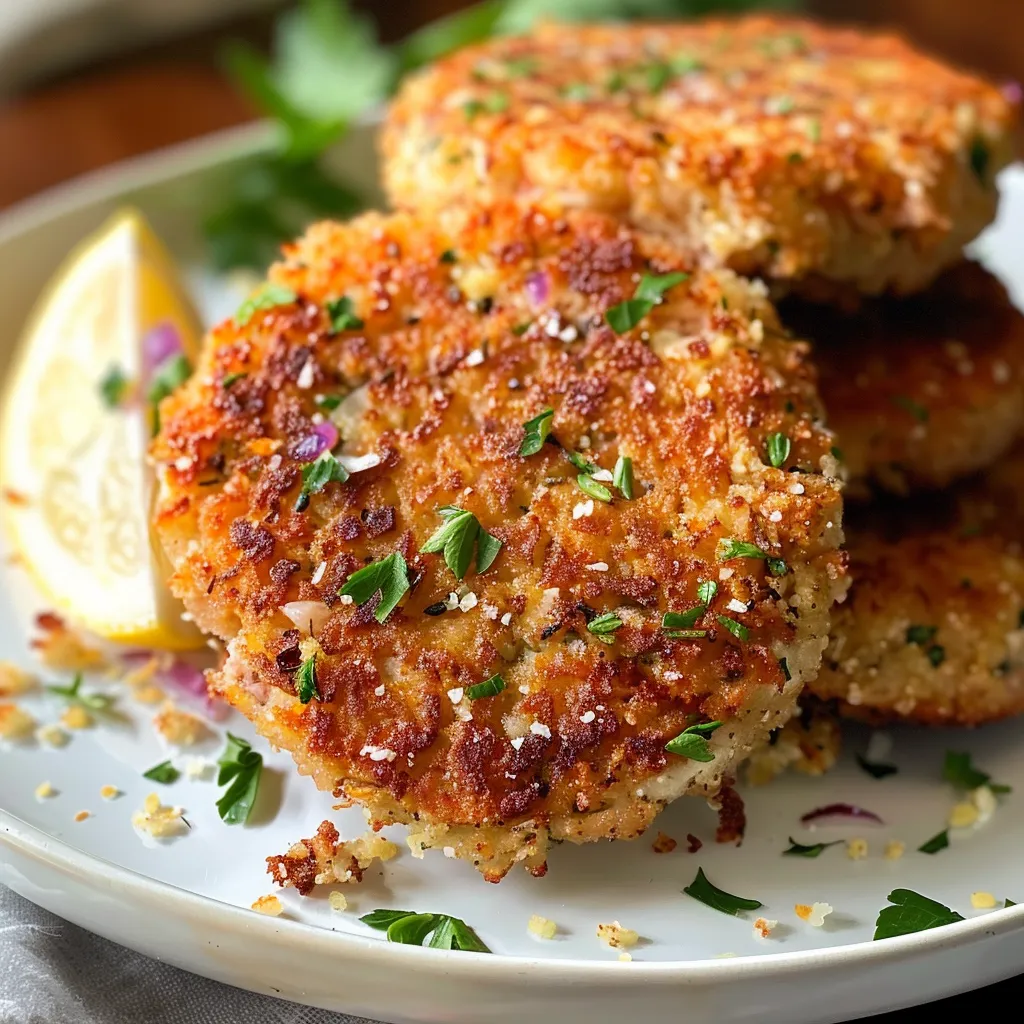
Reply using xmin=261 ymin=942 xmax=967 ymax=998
xmin=251 ymin=894 xmax=284 ymax=917
xmin=795 ymin=902 xmax=833 ymax=926
xmin=74 ymin=810 xmax=90 ymax=823
xmin=100 ymin=785 xmax=120 ymax=800
xmin=528 ymin=915 xmax=557 ymax=939
xmin=597 ymin=922 xmax=639 ymax=949
xmin=971 ymin=891 xmax=998 ymax=909
xmin=34 ymin=781 xmax=55 ymax=799
xmin=0 ymin=662 xmax=36 ymax=696
xmin=152 ymin=701 xmax=211 ymax=746
xmin=884 ymin=840 xmax=906 ymax=861
xmin=60 ymin=705 xmax=92 ymax=730
xmin=753 ymin=917 xmax=778 ymax=939
xmin=0 ymin=702 xmax=36 ymax=739
xmin=131 ymin=792 xmax=187 ymax=838
xmin=328 ymin=891 xmax=348 ymax=912
xmin=651 ymin=832 xmax=677 ymax=854
xmin=949 ymin=802 xmax=979 ymax=828
xmin=36 ymin=723 xmax=68 ymax=747
xmin=846 ymin=838 xmax=868 ymax=860
xmin=267 ymin=821 xmax=399 ymax=894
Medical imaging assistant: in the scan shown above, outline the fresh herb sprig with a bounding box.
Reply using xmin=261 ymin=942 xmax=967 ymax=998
xmin=873 ymin=889 xmax=964 ymax=941
xmin=361 ymin=908 xmax=491 ymax=951
xmin=665 ymin=720 xmax=722 ymax=762
xmin=421 ymin=507 xmax=502 ymax=579
xmin=783 ymin=837 xmax=842 ymax=858
xmin=46 ymin=674 xmax=117 ymax=715
xmin=143 ymin=761 xmax=180 ymax=784
xmin=216 ymin=733 xmax=263 ymax=824
xmin=340 ymin=551 xmax=410 ymax=623
xmin=683 ymin=867 xmax=762 ymax=916
xmin=295 ymin=451 xmax=349 ymax=511
xmin=295 ymin=653 xmax=322 ymax=703
xmin=942 ymin=751 xmax=1011 ymax=793
xmin=605 ymin=271 xmax=689 ymax=332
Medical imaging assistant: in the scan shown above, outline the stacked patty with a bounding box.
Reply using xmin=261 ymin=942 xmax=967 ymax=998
xmin=152 ymin=203 xmax=845 ymax=880
xmin=384 ymin=17 xmax=1024 ymax=730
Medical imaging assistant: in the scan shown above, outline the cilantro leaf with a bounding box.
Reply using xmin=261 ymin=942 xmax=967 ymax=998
xmin=475 ymin=529 xmax=503 ymax=574
xmin=294 ymin=653 xmax=321 ymax=703
xmin=216 ymin=733 xmax=263 ymax=825
xmin=665 ymin=720 xmax=722 ymax=761
xmin=99 ymin=366 xmax=129 ymax=408
xmin=587 ymin=611 xmax=623 ymax=644
xmin=46 ymin=674 xmax=116 ymax=714
xmin=942 ymin=751 xmax=1009 ymax=792
xmin=683 ymin=867 xmax=762 ymax=916
xmin=605 ymin=271 xmax=688 ymax=333
xmin=326 ymin=295 xmax=364 ymax=332
xmin=143 ymin=761 xmax=180 ymax=784
xmin=765 ymin=432 xmax=791 ymax=468
xmin=716 ymin=615 xmax=750 ymax=641
xmin=613 ymin=454 xmax=634 ymax=498
xmin=222 ymin=372 xmax=247 ymax=389
xmin=663 ymin=607 xmax=704 ymax=630
xmin=519 ymin=407 xmax=554 ymax=456
xmin=856 ymin=754 xmax=899 ymax=779
xmin=234 ymin=283 xmax=298 ymax=327
xmin=577 ymin=474 xmax=613 ymax=503
xmin=421 ymin=507 xmax=503 ymax=579
xmin=398 ymin=0 xmax=505 ymax=71
xmin=906 ymin=624 xmax=938 ymax=646
xmin=295 ymin=451 xmax=349 ymax=511
xmin=386 ymin=913 xmax=438 ymax=945
xmin=873 ymin=889 xmax=964 ymax=940
xmin=148 ymin=353 xmax=192 ymax=435
xmin=339 ymin=551 xmax=410 ymax=623
xmin=783 ymin=837 xmax=843 ymax=858
xmin=918 ymin=830 xmax=950 ymax=855
xmin=359 ymin=909 xmax=419 ymax=930
xmin=360 ymin=909 xmax=491 ymax=951
xmin=633 ymin=271 xmax=689 ymax=304
xmin=718 ymin=538 xmax=788 ymax=576
xmin=466 ymin=674 xmax=506 ymax=700
xmin=696 ymin=580 xmax=718 ymax=605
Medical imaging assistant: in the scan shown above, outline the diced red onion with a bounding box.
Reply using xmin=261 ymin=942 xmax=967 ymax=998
xmin=293 ymin=422 xmax=338 ymax=462
xmin=800 ymin=803 xmax=884 ymax=826
xmin=525 ymin=271 xmax=550 ymax=306
xmin=1002 ymin=80 xmax=1023 ymax=104
xmin=142 ymin=322 xmax=184 ymax=376
xmin=282 ymin=601 xmax=332 ymax=634
xmin=163 ymin=659 xmax=209 ymax=699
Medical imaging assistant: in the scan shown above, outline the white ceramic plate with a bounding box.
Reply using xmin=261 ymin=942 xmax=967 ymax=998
xmin=2 ymin=125 xmax=1024 ymax=1024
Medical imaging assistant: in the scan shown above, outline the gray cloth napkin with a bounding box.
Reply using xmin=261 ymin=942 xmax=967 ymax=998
xmin=0 ymin=885 xmax=377 ymax=1024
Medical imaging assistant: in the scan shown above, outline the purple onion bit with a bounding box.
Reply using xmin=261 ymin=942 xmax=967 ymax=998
xmin=292 ymin=422 xmax=339 ymax=462
xmin=142 ymin=322 xmax=184 ymax=376
xmin=1001 ymin=80 xmax=1023 ymax=104
xmin=525 ymin=271 xmax=550 ymax=306
xmin=800 ymin=803 xmax=885 ymax=826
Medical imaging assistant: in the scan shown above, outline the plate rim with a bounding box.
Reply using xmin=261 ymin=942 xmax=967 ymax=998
xmin=1 ymin=122 xmax=1022 ymax=982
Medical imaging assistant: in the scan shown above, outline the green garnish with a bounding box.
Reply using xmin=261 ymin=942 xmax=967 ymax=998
xmin=942 ymin=751 xmax=1011 ymax=793
xmin=663 ymin=608 xmax=704 ymax=631
xmin=665 ymin=720 xmax=722 ymax=761
xmin=294 ymin=653 xmax=322 ymax=704
xmin=222 ymin=371 xmax=248 ymax=389
xmin=805 ymin=118 xmax=821 ymax=142
xmin=672 ymin=54 xmax=703 ymax=74
xmin=773 ymin=95 xmax=795 ymax=114
xmin=295 ymin=450 xmax=349 ymax=511
xmin=439 ymin=249 xmax=457 ymax=264
xmin=683 ymin=867 xmax=762 ymax=916
xmin=587 ymin=611 xmax=623 ymax=644
xmin=463 ymin=92 xmax=509 ymax=118
xmin=645 ymin=61 xmax=672 ymax=93
xmin=918 ymin=830 xmax=950 ymax=855
xmin=716 ymin=615 xmax=750 ymax=641
xmin=970 ymin=138 xmax=990 ymax=183
xmin=662 ymin=581 xmax=718 ymax=637
xmin=519 ymin=407 xmax=554 ymax=456
xmin=613 ymin=455 xmax=634 ymax=499
xmin=216 ymin=733 xmax=263 ymax=825
xmin=148 ymin=353 xmax=192 ymax=434
xmin=561 ymin=82 xmax=592 ymax=101
xmin=577 ymin=475 xmax=613 ymax=503
xmin=605 ymin=271 xmax=688 ymax=332
xmin=421 ymin=506 xmax=503 ymax=579
xmin=906 ymin=624 xmax=937 ymax=645
xmin=142 ymin=760 xmax=180 ymax=784
xmin=718 ymin=538 xmax=788 ymax=577
xmin=466 ymin=674 xmax=506 ymax=700
xmin=339 ymin=551 xmax=410 ymax=623
xmin=783 ymin=837 xmax=843 ymax=858
xmin=873 ymin=890 xmax=963 ymax=940
xmin=927 ymin=645 xmax=946 ymax=667
xmin=234 ymin=283 xmax=297 ymax=326
xmin=856 ymin=754 xmax=898 ymax=779
xmin=893 ymin=395 xmax=929 ymax=423
xmin=566 ymin=451 xmax=597 ymax=474
xmin=316 ymin=394 xmax=343 ymax=411
xmin=765 ymin=432 xmax=791 ymax=468
xmin=361 ymin=909 xmax=490 ymax=952
xmin=696 ymin=580 xmax=718 ymax=605
xmin=99 ymin=366 xmax=129 ymax=408
xmin=46 ymin=673 xmax=115 ymax=714
xmin=326 ymin=295 xmax=364 ymax=331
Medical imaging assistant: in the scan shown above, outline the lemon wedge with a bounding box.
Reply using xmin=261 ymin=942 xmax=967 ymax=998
xmin=0 ymin=209 xmax=205 ymax=649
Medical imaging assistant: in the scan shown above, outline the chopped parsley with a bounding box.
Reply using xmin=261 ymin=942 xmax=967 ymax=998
xmin=340 ymin=551 xmax=410 ymax=623
xmin=718 ymin=538 xmax=788 ymax=577
xmin=294 ymin=653 xmax=321 ymax=704
xmin=463 ymin=92 xmax=509 ymax=118
xmin=613 ymin=455 xmax=634 ymax=499
xmin=856 ymin=754 xmax=898 ymax=779
xmin=216 ymin=732 xmax=263 ymax=825
xmin=148 ymin=352 xmax=192 ymax=434
xmin=645 ymin=61 xmax=672 ymax=93
xmin=663 ymin=608 xmax=704 ymax=631
xmin=805 ymin=118 xmax=821 ymax=142
xmin=663 ymin=581 xmax=718 ymax=637
xmin=560 ymin=82 xmax=592 ymax=101
xmin=566 ymin=450 xmax=598 ymax=474
xmin=466 ymin=674 xmax=506 ymax=700
xmin=942 ymin=751 xmax=1011 ymax=793
xmin=316 ymin=394 xmax=343 ymax=411
xmin=587 ymin=611 xmax=623 ymax=644
xmin=46 ymin=673 xmax=115 ymax=714
xmin=361 ymin=909 xmax=490 ymax=952
xmin=99 ymin=366 xmax=129 ymax=408
xmin=222 ymin=371 xmax=248 ymax=389
xmin=142 ymin=760 xmax=180 ymax=784
xmin=783 ymin=837 xmax=843 ymax=858
xmin=696 ymin=580 xmax=718 ymax=605
xmin=765 ymin=432 xmax=791 ymax=468
xmin=665 ymin=720 xmax=722 ymax=761
xmin=326 ymin=295 xmax=364 ymax=332
xmin=918 ymin=830 xmax=949 ymax=855
xmin=927 ymin=645 xmax=946 ymax=667
xmin=234 ymin=283 xmax=297 ymax=326
xmin=893 ymin=395 xmax=929 ymax=423
xmin=716 ymin=615 xmax=749 ymax=641
xmin=683 ymin=867 xmax=762 ymax=916
xmin=605 ymin=271 xmax=688 ymax=332
xmin=421 ymin=506 xmax=502 ymax=579
xmin=970 ymin=138 xmax=990 ymax=183
xmin=519 ymin=407 xmax=554 ymax=456
xmin=906 ymin=624 xmax=937 ymax=645
xmin=577 ymin=474 xmax=612 ymax=503
xmin=873 ymin=889 xmax=963 ymax=940
xmin=295 ymin=451 xmax=349 ymax=512
xmin=439 ymin=249 xmax=457 ymax=264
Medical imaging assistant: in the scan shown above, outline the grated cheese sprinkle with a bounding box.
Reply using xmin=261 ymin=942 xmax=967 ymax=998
xmin=528 ymin=915 xmax=558 ymax=939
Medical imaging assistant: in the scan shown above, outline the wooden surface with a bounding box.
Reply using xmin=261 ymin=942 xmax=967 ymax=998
xmin=0 ymin=4 xmax=1022 ymax=1019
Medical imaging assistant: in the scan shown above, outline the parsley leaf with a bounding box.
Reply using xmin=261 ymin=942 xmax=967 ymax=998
xmin=326 ymin=295 xmax=364 ymax=332
xmin=577 ymin=474 xmax=613 ymax=503
xmin=216 ymin=733 xmax=263 ymax=824
xmin=222 ymin=371 xmax=248 ymax=389
xmin=696 ymin=580 xmax=718 ymax=605
xmin=397 ymin=0 xmax=505 ymax=71
xmin=360 ymin=909 xmax=491 ymax=951
xmin=143 ymin=761 xmax=180 ymax=784
xmin=421 ymin=506 xmax=503 ymax=579
xmin=665 ymin=720 xmax=722 ymax=761
xmin=294 ymin=653 xmax=322 ymax=703
xmin=918 ymin=830 xmax=949 ymax=855
xmin=942 ymin=751 xmax=1010 ymax=793
xmin=718 ymin=538 xmax=788 ymax=577
xmin=316 ymin=394 xmax=343 ymax=411
xmin=340 ymin=552 xmax=410 ymax=623
xmin=612 ymin=454 xmax=634 ymax=498
xmin=716 ymin=615 xmax=750 ymax=641
xmin=466 ymin=674 xmax=506 ymax=700
xmin=765 ymin=432 xmax=791 ymax=468
xmin=234 ymin=283 xmax=298 ymax=327
xmin=519 ymin=407 xmax=554 ymax=456
xmin=683 ymin=867 xmax=762 ymax=916
xmin=295 ymin=450 xmax=349 ymax=511
xmin=588 ymin=611 xmax=623 ymax=644
xmin=873 ymin=889 xmax=964 ymax=940
xmin=906 ymin=624 xmax=938 ymax=646
xmin=148 ymin=353 xmax=192 ymax=434
xmin=46 ymin=674 xmax=116 ymax=714
xmin=663 ymin=608 xmax=704 ymax=631
xmin=566 ymin=450 xmax=598 ymax=474
xmin=605 ymin=271 xmax=688 ymax=332
xmin=99 ymin=366 xmax=129 ymax=408
xmin=856 ymin=754 xmax=898 ymax=779
xmin=784 ymin=837 xmax=843 ymax=858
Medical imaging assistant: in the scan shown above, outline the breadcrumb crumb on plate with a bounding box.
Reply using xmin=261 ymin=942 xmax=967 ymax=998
xmin=132 ymin=792 xmax=187 ymax=838
xmin=846 ymin=839 xmax=868 ymax=860
xmin=528 ymin=915 xmax=558 ymax=940
xmin=795 ymin=902 xmax=833 ymax=927
xmin=34 ymin=781 xmax=55 ymax=800
xmin=152 ymin=701 xmax=211 ymax=746
xmin=35 ymin=723 xmax=68 ymax=747
xmin=597 ymin=922 xmax=640 ymax=949
xmin=0 ymin=702 xmax=36 ymax=740
xmin=0 ymin=661 xmax=35 ymax=696
xmin=753 ymin=918 xmax=778 ymax=939
xmin=60 ymin=705 xmax=92 ymax=730
xmin=251 ymin=894 xmax=284 ymax=917
xmin=971 ymin=892 xmax=998 ymax=909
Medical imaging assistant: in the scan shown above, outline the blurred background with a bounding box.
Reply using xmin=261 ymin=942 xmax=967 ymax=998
xmin=1 ymin=0 xmax=1021 ymax=213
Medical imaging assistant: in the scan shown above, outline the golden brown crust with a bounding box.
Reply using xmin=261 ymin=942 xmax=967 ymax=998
xmin=152 ymin=202 xmax=845 ymax=878
xmin=785 ymin=261 xmax=1024 ymax=497
xmin=811 ymin=444 xmax=1024 ymax=725
xmin=383 ymin=17 xmax=1017 ymax=295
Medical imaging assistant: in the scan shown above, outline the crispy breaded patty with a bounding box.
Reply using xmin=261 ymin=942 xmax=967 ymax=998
xmin=382 ymin=17 xmax=1016 ymax=296
xmin=811 ymin=444 xmax=1024 ymax=725
xmin=152 ymin=202 xmax=845 ymax=880
xmin=783 ymin=261 xmax=1024 ymax=497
